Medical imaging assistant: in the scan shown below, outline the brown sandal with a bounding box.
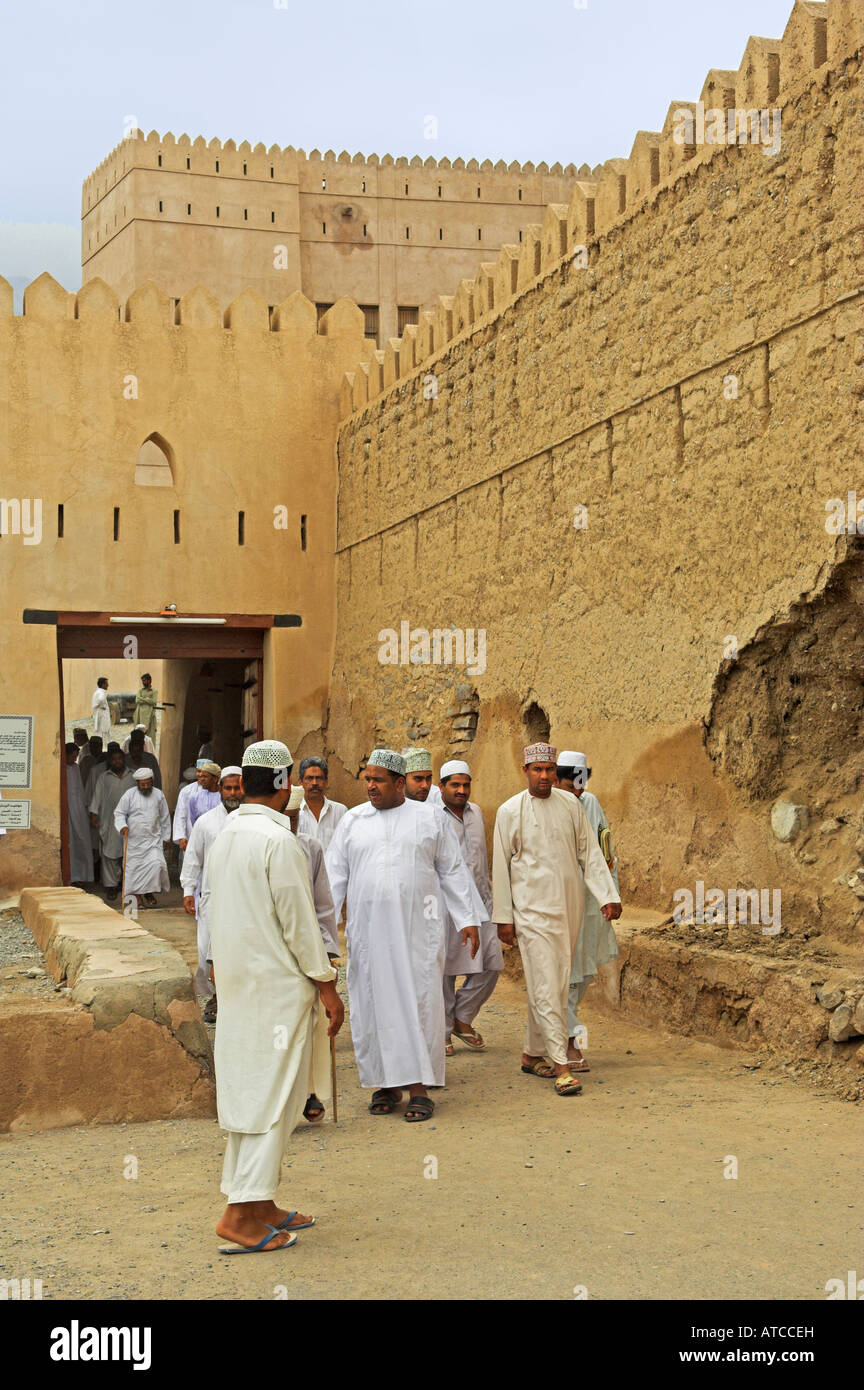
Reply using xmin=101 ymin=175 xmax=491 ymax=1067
xmin=521 ymin=1060 xmax=555 ymax=1078
xmin=554 ymin=1072 xmax=583 ymax=1096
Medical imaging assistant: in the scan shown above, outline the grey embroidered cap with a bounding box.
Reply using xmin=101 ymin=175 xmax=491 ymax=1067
xmin=241 ymin=739 xmax=293 ymax=769
xmin=367 ymin=748 xmax=407 ymax=776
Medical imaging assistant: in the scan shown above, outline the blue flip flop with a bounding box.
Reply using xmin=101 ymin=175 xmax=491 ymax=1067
xmin=218 ymin=1224 xmax=298 ymax=1255
xmin=277 ymin=1211 xmax=316 ymax=1232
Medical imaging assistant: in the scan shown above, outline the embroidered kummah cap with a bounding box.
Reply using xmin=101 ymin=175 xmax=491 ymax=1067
xmin=242 ymin=740 xmax=293 ymax=769
xmin=219 ymin=765 xmax=243 ymax=779
xmin=440 ymin=760 xmax=471 ymax=779
xmin=286 ymin=785 xmax=305 ymax=812
xmin=367 ymin=748 xmax=407 ymax=776
xmin=402 ymin=748 xmax=433 ymax=773
xmin=523 ymin=742 xmax=557 ymax=765
xmin=557 ymin=750 xmax=588 ymax=771
xmin=195 ymin=759 xmax=208 ymax=770
xmin=132 ymin=767 xmax=154 ymax=781
xmin=199 ymin=761 xmax=222 ymax=778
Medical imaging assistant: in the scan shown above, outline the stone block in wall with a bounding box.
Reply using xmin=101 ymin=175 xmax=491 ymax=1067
xmin=626 ymin=132 xmax=661 ymax=208
xmin=567 ymin=183 xmax=596 ymax=251
xmin=736 ymin=36 xmax=782 ymax=109
xmin=540 ymin=206 xmax=569 ymax=270
xmin=418 ymin=311 xmax=435 ymax=361
xmin=124 ymin=280 xmax=173 ymax=326
xmin=781 ymin=0 xmax=829 ymax=93
xmin=177 ymin=284 xmax=222 ymax=328
xmin=475 ymin=263 xmax=498 ymax=318
xmin=23 ymin=271 xmax=74 ymax=321
xmin=369 ymin=350 xmax=385 ymax=397
xmin=319 ymin=297 xmax=365 ymax=338
xmin=400 ymin=324 xmax=417 ymax=373
xmin=223 ymin=288 xmax=269 ymax=330
xmin=659 ymin=102 xmax=699 ymax=183
xmin=699 ymin=67 xmax=739 ymax=113
xmin=493 ymin=247 xmax=520 ymax=304
xmin=272 ymin=290 xmax=317 ymax=335
xmin=516 ymin=226 xmax=542 ymax=290
xmin=352 ymin=364 xmax=369 ymax=411
xmin=828 ymin=0 xmax=864 ymax=65
xmin=454 ymin=280 xmax=475 ymax=335
xmin=0 ymin=275 xmax=12 ymax=318
xmin=75 ymin=277 xmax=120 ymax=322
xmin=383 ymin=338 xmax=401 ymax=389
xmin=433 ymin=296 xmax=455 ymax=351
xmin=594 ymin=159 xmax=630 ymax=235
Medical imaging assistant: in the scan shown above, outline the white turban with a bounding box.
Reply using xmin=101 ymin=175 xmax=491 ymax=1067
xmin=132 ymin=767 xmax=153 ymax=782
xmin=220 ymin=765 xmax=243 ymax=780
xmin=440 ymin=760 xmax=470 ymax=779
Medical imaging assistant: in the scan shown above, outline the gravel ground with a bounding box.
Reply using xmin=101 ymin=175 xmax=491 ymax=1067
xmin=0 ymin=908 xmax=66 ymax=1003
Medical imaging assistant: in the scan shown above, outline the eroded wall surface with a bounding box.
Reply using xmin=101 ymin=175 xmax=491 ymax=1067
xmin=329 ymin=6 xmax=864 ymax=939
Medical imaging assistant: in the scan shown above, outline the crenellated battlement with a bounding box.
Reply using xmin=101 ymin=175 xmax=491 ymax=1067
xmin=0 ymin=271 xmax=373 ymax=343
xmin=338 ymin=0 xmax=860 ymax=421
xmin=82 ymin=128 xmax=580 ymax=209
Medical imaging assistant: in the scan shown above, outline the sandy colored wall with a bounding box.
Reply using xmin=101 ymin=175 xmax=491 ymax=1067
xmin=0 ymin=281 xmax=369 ymax=892
xmin=328 ymin=2 xmax=864 ymax=939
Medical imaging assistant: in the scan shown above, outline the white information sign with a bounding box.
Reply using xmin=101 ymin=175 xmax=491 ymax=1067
xmin=0 ymin=716 xmax=33 ymax=788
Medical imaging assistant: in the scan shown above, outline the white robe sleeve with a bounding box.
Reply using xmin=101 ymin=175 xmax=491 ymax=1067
xmin=268 ymin=834 xmax=337 ymax=983
xmin=433 ymin=820 xmax=479 ymax=932
xmin=180 ymin=816 xmax=206 ymax=895
xmin=491 ymin=805 xmax=515 ymax=923
xmin=323 ymin=817 xmax=350 ymax=921
xmin=572 ymin=799 xmax=620 ymax=908
xmin=308 ymin=841 xmax=339 ymax=956
xmin=158 ymin=792 xmax=170 ymax=841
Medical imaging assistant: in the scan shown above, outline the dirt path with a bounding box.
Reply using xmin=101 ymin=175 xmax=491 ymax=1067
xmin=1 ymin=944 xmax=858 ymax=1301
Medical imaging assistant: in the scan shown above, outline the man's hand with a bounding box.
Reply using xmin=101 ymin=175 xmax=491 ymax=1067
xmin=602 ymin=902 xmax=623 ymax=921
xmin=208 ymin=963 xmax=215 ymax=987
xmin=178 ymin=838 xmax=187 ymax=851
xmin=497 ymin=922 xmax=516 ymax=946
xmin=120 ymin=826 xmax=128 ymax=838
xmin=461 ymin=925 xmax=480 ymax=959
xmin=182 ymin=895 xmax=196 ymax=916
xmin=316 ymin=980 xmax=345 ymax=1037
xmin=90 ymin=813 xmax=99 ymax=828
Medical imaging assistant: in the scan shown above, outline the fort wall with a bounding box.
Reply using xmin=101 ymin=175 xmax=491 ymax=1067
xmin=328 ymin=0 xmax=864 ymax=940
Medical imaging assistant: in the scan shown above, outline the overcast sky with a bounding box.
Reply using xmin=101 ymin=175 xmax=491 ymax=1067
xmin=0 ymin=0 xmax=794 ymax=300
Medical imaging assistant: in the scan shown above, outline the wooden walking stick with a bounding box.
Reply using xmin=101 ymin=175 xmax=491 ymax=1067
xmin=120 ymin=828 xmax=129 ymax=915
xmin=330 ymin=1033 xmax=338 ymax=1125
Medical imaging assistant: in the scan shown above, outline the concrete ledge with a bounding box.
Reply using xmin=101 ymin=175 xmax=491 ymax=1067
xmin=6 ymin=887 xmax=216 ymax=1131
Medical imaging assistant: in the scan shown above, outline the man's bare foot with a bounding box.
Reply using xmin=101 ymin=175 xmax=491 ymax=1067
xmin=269 ymin=1202 xmax=314 ymax=1230
xmin=216 ymin=1201 xmax=295 ymax=1250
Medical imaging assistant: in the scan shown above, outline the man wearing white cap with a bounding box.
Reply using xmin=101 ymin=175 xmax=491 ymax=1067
xmin=492 ymin=743 xmax=621 ymax=1096
xmin=204 ymin=740 xmax=343 ymax=1254
xmin=556 ymin=750 xmax=620 ymax=1073
xmin=114 ymin=768 xmax=171 ymax=909
xmin=186 ymin=762 xmax=222 ymax=830
xmin=182 ymin=765 xmax=244 ymax=1023
xmin=401 ymin=748 xmax=442 ymax=804
xmin=439 ymin=760 xmax=502 ymax=1054
xmin=325 ymin=749 xmax=479 ymax=1122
